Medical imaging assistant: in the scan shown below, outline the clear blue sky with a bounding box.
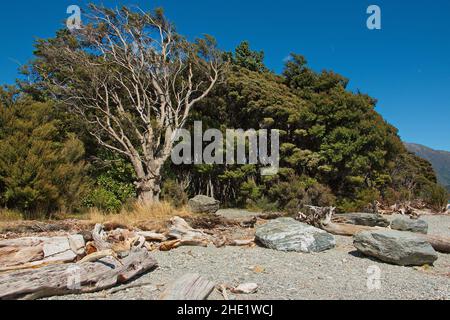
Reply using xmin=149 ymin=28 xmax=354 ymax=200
xmin=1 ymin=0 xmax=449 ymax=151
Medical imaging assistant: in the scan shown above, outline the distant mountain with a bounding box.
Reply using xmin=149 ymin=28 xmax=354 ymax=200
xmin=405 ymin=143 xmax=450 ymax=192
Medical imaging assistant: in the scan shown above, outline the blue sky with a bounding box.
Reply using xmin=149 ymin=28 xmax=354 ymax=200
xmin=1 ymin=0 xmax=449 ymax=151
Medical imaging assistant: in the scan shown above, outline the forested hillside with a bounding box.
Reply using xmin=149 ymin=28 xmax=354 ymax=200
xmin=0 ymin=7 xmax=447 ymax=218
xmin=405 ymin=143 xmax=450 ymax=193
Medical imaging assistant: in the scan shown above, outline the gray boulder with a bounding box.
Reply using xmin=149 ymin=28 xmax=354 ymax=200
xmin=188 ymin=195 xmax=220 ymax=214
xmin=353 ymin=230 xmax=438 ymax=266
xmin=391 ymin=216 xmax=428 ymax=234
xmin=335 ymin=213 xmax=389 ymax=227
xmin=255 ymin=218 xmax=335 ymax=253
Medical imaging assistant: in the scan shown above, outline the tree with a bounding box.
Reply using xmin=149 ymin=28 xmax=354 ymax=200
xmin=233 ymin=41 xmax=267 ymax=73
xmin=0 ymin=97 xmax=89 ymax=218
xmin=31 ymin=5 xmax=224 ymax=203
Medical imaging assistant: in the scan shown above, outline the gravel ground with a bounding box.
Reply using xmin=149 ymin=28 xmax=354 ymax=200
xmin=47 ymin=214 xmax=450 ymax=300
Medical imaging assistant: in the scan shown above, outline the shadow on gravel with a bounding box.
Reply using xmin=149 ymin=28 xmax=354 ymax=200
xmin=348 ymin=250 xmax=380 ymax=263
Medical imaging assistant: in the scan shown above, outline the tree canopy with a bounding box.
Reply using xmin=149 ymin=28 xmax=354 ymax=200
xmin=0 ymin=5 xmax=446 ymax=218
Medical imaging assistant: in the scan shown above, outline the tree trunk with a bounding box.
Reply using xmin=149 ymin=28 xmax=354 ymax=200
xmin=136 ymin=178 xmax=161 ymax=203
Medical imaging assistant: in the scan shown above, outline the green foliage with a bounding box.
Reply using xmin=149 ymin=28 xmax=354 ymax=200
xmin=4 ymin=22 xmax=443 ymax=217
xmin=246 ymin=196 xmax=279 ymax=213
xmin=161 ymin=179 xmax=188 ymax=208
xmin=0 ymin=97 xmax=89 ymax=218
xmin=170 ymin=44 xmax=442 ymax=213
xmin=405 ymin=143 xmax=450 ymax=192
xmin=267 ymin=174 xmax=335 ymax=214
xmin=232 ymin=41 xmax=267 ymax=73
xmin=420 ymin=183 xmax=448 ymax=212
xmin=83 ymin=188 xmax=123 ymax=213
xmin=83 ymin=154 xmax=136 ymax=212
xmin=337 ymin=188 xmax=380 ymax=212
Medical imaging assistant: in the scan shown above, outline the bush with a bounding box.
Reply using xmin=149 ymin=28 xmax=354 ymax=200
xmin=268 ymin=174 xmax=335 ymax=214
xmin=0 ymin=99 xmax=89 ymax=219
xmin=83 ymin=188 xmax=123 ymax=212
xmin=161 ymin=179 xmax=188 ymax=208
xmin=83 ymin=155 xmax=136 ymax=212
xmin=246 ymin=196 xmax=279 ymax=212
xmin=337 ymin=188 xmax=380 ymax=213
xmin=421 ymin=184 xmax=448 ymax=212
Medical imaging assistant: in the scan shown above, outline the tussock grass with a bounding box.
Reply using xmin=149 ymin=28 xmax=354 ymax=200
xmin=0 ymin=209 xmax=23 ymax=222
xmin=0 ymin=202 xmax=192 ymax=234
xmin=86 ymin=201 xmax=192 ymax=231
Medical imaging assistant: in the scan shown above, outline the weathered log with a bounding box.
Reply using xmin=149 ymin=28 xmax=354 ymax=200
xmin=0 ymin=245 xmax=44 ymax=267
xmin=136 ymin=231 xmax=167 ymax=242
xmin=162 ymin=217 xmax=211 ymax=250
xmin=230 ymin=239 xmax=255 ymax=246
xmin=0 ymin=235 xmax=85 ymax=269
xmin=332 ymin=213 xmax=390 ymax=227
xmin=0 ymin=248 xmax=157 ymax=300
xmin=416 ymin=234 xmax=450 ymax=253
xmin=159 ymin=273 xmax=215 ymax=300
xmin=92 ymin=224 xmax=112 ymax=251
xmin=322 ymin=222 xmax=450 ymax=253
xmin=322 ymin=222 xmax=377 ymax=236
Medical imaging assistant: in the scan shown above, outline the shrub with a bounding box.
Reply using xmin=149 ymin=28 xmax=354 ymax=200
xmin=337 ymin=188 xmax=380 ymax=213
xmin=83 ymin=188 xmax=123 ymax=212
xmin=83 ymin=155 xmax=136 ymax=212
xmin=268 ymin=174 xmax=335 ymax=214
xmin=421 ymin=184 xmax=448 ymax=212
xmin=0 ymin=99 xmax=89 ymax=219
xmin=161 ymin=179 xmax=188 ymax=208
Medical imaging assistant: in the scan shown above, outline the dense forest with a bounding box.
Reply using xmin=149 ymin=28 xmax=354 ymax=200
xmin=0 ymin=5 xmax=447 ymax=219
xmin=405 ymin=143 xmax=450 ymax=193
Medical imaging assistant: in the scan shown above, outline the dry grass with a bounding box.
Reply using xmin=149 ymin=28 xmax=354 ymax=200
xmin=85 ymin=201 xmax=192 ymax=231
xmin=0 ymin=209 xmax=23 ymax=222
xmin=0 ymin=202 xmax=192 ymax=235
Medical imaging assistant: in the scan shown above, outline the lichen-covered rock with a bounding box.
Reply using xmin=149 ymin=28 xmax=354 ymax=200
xmin=353 ymin=230 xmax=438 ymax=266
xmin=334 ymin=213 xmax=389 ymax=227
xmin=188 ymin=195 xmax=220 ymax=214
xmin=255 ymin=218 xmax=335 ymax=253
xmin=390 ymin=216 xmax=428 ymax=234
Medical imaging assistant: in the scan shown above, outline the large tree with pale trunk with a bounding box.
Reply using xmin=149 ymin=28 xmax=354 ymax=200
xmin=30 ymin=5 xmax=224 ymax=203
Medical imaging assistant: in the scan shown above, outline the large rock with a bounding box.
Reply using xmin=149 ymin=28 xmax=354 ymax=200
xmin=188 ymin=195 xmax=220 ymax=214
xmin=391 ymin=216 xmax=428 ymax=234
xmin=334 ymin=213 xmax=389 ymax=227
xmin=353 ymin=230 xmax=438 ymax=266
xmin=255 ymin=218 xmax=335 ymax=253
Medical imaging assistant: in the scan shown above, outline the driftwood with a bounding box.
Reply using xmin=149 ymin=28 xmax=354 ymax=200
xmin=0 ymin=235 xmax=85 ymax=270
xmin=332 ymin=213 xmax=390 ymax=227
xmin=159 ymin=217 xmax=211 ymax=250
xmin=92 ymin=224 xmax=112 ymax=251
xmin=136 ymin=231 xmax=167 ymax=242
xmin=77 ymin=249 xmax=120 ymax=265
xmin=322 ymin=223 xmax=377 ymax=236
xmin=0 ymin=248 xmax=157 ymax=300
xmin=230 ymin=239 xmax=255 ymax=246
xmin=159 ymin=273 xmax=215 ymax=300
